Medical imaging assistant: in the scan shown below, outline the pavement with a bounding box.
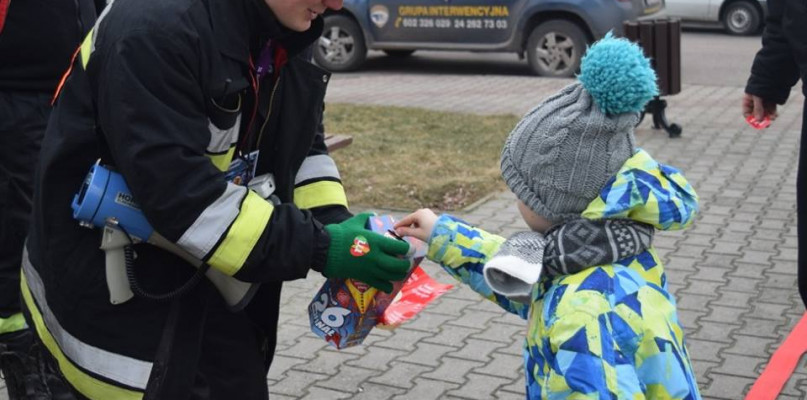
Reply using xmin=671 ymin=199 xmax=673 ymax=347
xmin=3 ymin=73 xmax=806 ymax=399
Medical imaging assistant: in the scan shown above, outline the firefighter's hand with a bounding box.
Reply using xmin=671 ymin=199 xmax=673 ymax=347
xmin=323 ymin=213 xmax=412 ymax=293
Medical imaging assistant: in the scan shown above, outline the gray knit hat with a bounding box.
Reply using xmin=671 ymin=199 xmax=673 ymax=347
xmin=500 ymin=34 xmax=658 ymax=224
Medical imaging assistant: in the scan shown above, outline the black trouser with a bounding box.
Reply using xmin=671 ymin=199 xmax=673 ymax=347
xmin=29 ymin=280 xmax=280 ymax=400
xmin=798 ymin=100 xmax=807 ymax=309
xmin=0 ymin=91 xmax=49 ymax=320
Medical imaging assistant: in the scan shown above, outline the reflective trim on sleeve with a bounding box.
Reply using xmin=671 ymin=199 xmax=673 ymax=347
xmin=293 ymin=180 xmax=348 ymax=210
xmin=206 ymin=147 xmax=236 ymax=172
xmin=207 ymin=190 xmax=273 ymax=276
xmin=207 ymin=115 xmax=240 ymax=154
xmin=294 ymin=154 xmax=341 ymax=185
xmin=177 ymin=183 xmax=246 ymax=260
xmin=0 ymin=312 xmax=26 ymax=335
xmin=21 ymin=250 xmax=149 ymax=398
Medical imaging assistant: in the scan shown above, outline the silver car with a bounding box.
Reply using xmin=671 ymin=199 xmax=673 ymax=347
xmin=660 ymin=0 xmax=767 ymax=35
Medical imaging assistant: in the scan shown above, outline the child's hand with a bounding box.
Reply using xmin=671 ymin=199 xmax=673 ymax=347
xmin=394 ymin=209 xmax=438 ymax=242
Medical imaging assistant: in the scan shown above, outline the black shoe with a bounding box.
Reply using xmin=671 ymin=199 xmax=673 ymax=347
xmin=0 ymin=330 xmax=76 ymax=400
xmin=0 ymin=329 xmax=47 ymax=400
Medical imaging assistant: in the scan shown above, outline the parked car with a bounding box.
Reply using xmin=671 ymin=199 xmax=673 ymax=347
xmin=659 ymin=0 xmax=767 ymax=35
xmin=314 ymin=0 xmax=665 ymax=77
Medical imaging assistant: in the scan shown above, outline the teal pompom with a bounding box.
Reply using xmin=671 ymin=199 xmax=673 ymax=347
xmin=577 ymin=32 xmax=658 ymax=115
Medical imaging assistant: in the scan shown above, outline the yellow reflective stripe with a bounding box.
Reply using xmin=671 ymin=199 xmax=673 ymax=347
xmin=207 ymin=191 xmax=273 ymax=276
xmin=79 ymin=28 xmax=94 ymax=69
xmin=207 ymin=147 xmax=236 ymax=172
xmin=20 ymin=274 xmax=143 ymax=400
xmin=0 ymin=312 xmax=26 ymax=335
xmin=293 ymin=181 xmax=348 ymax=210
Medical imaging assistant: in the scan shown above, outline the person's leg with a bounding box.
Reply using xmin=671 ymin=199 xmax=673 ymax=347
xmin=0 ymin=91 xmax=50 ymax=399
xmin=0 ymin=92 xmax=46 ymax=319
xmin=191 ymin=286 xmax=270 ymax=400
xmin=798 ymin=99 xmax=807 ymax=309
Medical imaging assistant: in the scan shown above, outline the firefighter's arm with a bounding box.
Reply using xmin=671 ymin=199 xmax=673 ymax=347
xmin=293 ymin=103 xmax=352 ymax=225
xmin=93 ymin=29 xmax=407 ymax=287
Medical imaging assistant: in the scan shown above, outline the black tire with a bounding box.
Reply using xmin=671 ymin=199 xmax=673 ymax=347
xmin=314 ymin=15 xmax=368 ymax=72
xmin=722 ymin=1 xmax=761 ymax=35
xmin=526 ymin=20 xmax=587 ymax=78
xmin=383 ymin=49 xmax=416 ymax=58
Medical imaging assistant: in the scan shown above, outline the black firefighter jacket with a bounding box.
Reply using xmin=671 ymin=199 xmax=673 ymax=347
xmin=745 ymin=0 xmax=807 ymax=103
xmin=22 ymin=0 xmax=349 ymax=396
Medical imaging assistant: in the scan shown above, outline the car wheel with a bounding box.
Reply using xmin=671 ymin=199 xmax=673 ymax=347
xmin=383 ymin=50 xmax=416 ymax=58
xmin=722 ymin=1 xmax=761 ymax=35
xmin=314 ymin=15 xmax=368 ymax=72
xmin=526 ymin=20 xmax=587 ymax=77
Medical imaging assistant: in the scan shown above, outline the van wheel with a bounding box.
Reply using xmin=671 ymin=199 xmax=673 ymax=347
xmin=526 ymin=20 xmax=587 ymax=77
xmin=722 ymin=1 xmax=761 ymax=35
xmin=314 ymin=15 xmax=368 ymax=72
xmin=383 ymin=50 xmax=416 ymax=58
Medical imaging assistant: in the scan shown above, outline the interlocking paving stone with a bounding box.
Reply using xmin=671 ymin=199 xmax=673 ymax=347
xmin=269 ymin=370 xmax=330 ymax=397
xmin=373 ymin=328 xmax=434 ymax=352
xmin=448 ymin=339 xmax=507 ymax=363
xmin=723 ymin=275 xmax=762 ymax=293
xmin=700 ymin=305 xmax=745 ymax=325
xmin=299 ymin=387 xmax=353 ymax=400
xmin=712 ymin=354 xmax=768 ymax=378
xmin=391 ymin=378 xmax=459 ymax=400
xmin=348 ymin=382 xmax=406 ymax=400
xmin=314 ymin=364 xmax=382 ymax=394
xmin=293 ymin=350 xmax=361 ymax=375
xmin=447 ymin=309 xmax=502 ymax=329
xmin=369 ymin=362 xmax=435 ymax=389
xmin=422 ymin=324 xmax=482 ymax=347
xmin=345 ymin=347 xmax=409 ymax=371
xmin=422 ymin=357 xmax=485 ymax=384
xmin=473 ymin=353 xmax=528 ymax=379
xmin=444 ymin=373 xmax=513 ymax=399
xmin=703 ymin=373 xmax=756 ymax=399
xmin=397 ymin=342 xmax=457 ymax=367
xmin=470 ymin=321 xmax=526 ymax=344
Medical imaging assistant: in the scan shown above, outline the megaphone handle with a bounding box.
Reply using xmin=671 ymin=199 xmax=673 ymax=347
xmin=100 ymin=227 xmax=135 ymax=304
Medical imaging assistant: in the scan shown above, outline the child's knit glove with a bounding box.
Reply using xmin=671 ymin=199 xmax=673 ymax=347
xmin=323 ymin=213 xmax=412 ymax=293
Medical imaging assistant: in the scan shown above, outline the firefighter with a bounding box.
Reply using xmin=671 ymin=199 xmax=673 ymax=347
xmin=21 ymin=0 xmax=411 ymax=398
xmin=0 ymin=0 xmax=101 ymax=398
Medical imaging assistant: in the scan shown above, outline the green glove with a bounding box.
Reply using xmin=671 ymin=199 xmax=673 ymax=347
xmin=323 ymin=213 xmax=412 ymax=293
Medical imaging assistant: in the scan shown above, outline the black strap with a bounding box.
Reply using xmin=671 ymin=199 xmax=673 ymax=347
xmin=143 ymin=286 xmax=208 ymax=400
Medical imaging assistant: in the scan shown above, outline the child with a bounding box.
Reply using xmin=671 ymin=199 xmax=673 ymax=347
xmin=394 ymin=34 xmax=702 ymax=399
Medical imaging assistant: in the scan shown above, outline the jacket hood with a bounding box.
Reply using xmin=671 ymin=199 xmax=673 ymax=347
xmin=581 ymin=149 xmax=698 ymax=231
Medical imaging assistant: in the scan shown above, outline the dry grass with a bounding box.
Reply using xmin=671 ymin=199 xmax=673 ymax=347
xmin=325 ymin=103 xmax=520 ymax=211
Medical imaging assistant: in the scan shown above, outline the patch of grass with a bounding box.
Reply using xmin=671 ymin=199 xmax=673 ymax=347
xmin=324 ymin=103 xmax=520 ymax=211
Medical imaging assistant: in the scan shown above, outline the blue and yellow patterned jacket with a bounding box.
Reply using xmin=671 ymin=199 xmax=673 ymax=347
xmin=427 ymin=149 xmax=702 ymax=399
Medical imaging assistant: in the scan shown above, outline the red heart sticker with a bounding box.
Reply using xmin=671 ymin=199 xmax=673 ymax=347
xmin=349 ymin=235 xmax=370 ymax=257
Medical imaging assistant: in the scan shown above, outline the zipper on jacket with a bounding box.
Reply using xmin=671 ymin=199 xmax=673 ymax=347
xmin=256 ymin=74 xmax=281 ymax=150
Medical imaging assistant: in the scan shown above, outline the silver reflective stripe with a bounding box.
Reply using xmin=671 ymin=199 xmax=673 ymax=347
xmin=294 ymin=155 xmax=340 ymax=185
xmin=177 ymin=183 xmax=247 ymax=259
xmin=21 ymin=249 xmax=152 ymax=390
xmin=90 ymin=0 xmax=115 ymax=53
xmin=206 ymin=114 xmax=241 ymax=154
